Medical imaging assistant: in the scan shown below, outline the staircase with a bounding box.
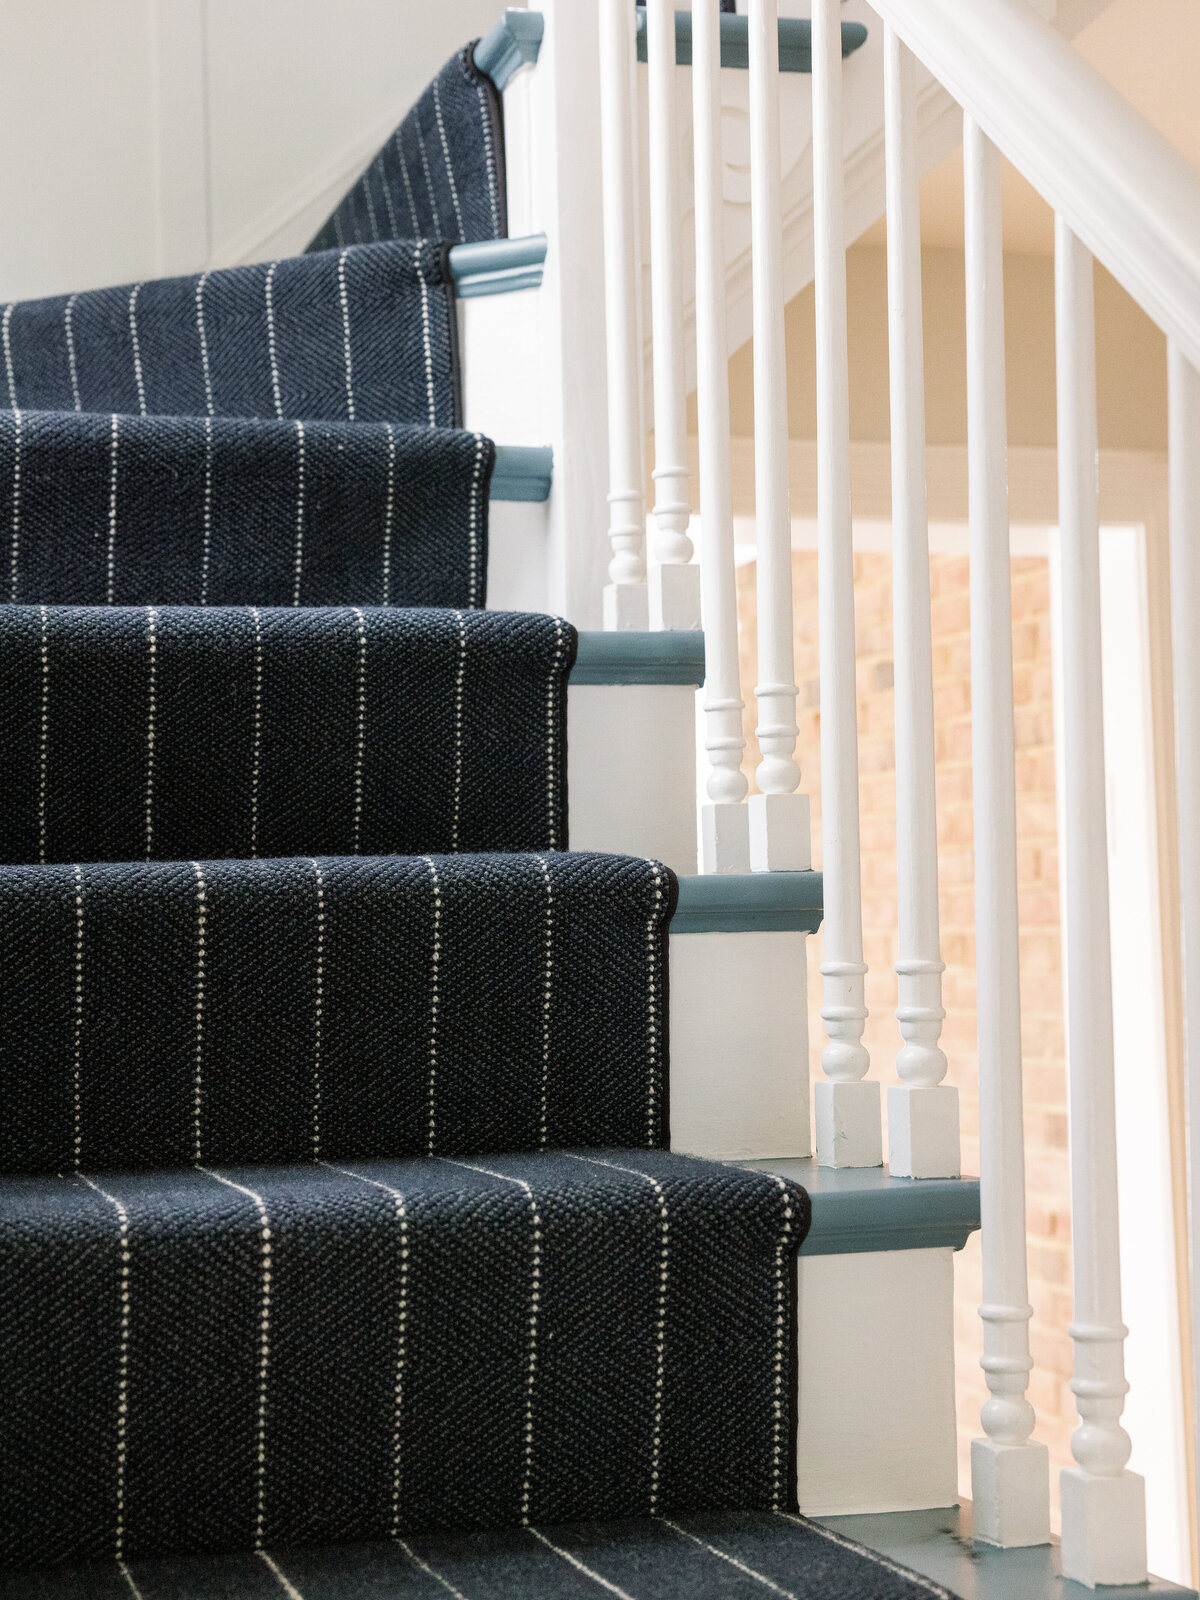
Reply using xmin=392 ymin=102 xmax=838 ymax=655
xmin=0 ymin=3 xmax=1197 ymax=1597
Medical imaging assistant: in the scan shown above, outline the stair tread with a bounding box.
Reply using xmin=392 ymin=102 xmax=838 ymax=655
xmin=817 ymin=1505 xmax=1196 ymax=1599
xmin=743 ymin=1156 xmax=980 ymax=1257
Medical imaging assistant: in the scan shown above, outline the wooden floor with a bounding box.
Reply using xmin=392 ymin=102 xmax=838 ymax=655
xmin=818 ymin=1504 xmax=1197 ymax=1600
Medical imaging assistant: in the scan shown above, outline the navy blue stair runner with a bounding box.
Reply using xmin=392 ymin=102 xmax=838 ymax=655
xmin=0 ymin=852 xmax=672 ymax=1173
xmin=0 ymin=14 xmax=970 ymax=1599
xmin=0 ymin=607 xmax=573 ymax=863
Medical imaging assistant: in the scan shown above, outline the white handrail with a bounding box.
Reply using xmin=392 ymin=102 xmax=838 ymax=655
xmin=868 ymin=0 xmax=1200 ymax=372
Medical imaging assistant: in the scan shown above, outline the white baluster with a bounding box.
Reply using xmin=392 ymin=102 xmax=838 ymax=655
xmin=963 ymin=118 xmax=1050 ymax=1549
xmin=598 ymin=0 xmax=648 ymax=630
xmin=692 ymin=0 xmax=749 ymax=873
xmin=811 ymin=0 xmax=876 ymax=1165
xmin=646 ymin=0 xmax=701 ymax=632
xmin=1055 ymin=215 xmax=1147 ymax=1587
xmin=746 ymin=0 xmax=810 ymax=873
xmin=1167 ymin=342 xmax=1200 ymax=1584
xmin=883 ymin=31 xmax=958 ymax=1180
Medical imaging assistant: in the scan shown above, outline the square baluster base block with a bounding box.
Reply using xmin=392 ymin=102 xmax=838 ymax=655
xmin=887 ymin=1084 xmax=961 ymax=1178
xmin=1060 ymin=1466 xmax=1147 ymax=1588
xmin=701 ymin=802 xmax=751 ymax=875
xmin=603 ymin=581 xmax=649 ymax=632
xmin=815 ymin=1078 xmax=883 ymax=1169
xmin=971 ymin=1437 xmax=1051 ymax=1548
xmin=749 ymin=792 xmax=812 ymax=872
xmin=649 ymin=561 xmax=701 ymax=631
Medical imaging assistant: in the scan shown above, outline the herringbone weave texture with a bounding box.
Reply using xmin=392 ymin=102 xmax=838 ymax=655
xmin=0 ymin=852 xmax=673 ymax=1174
xmin=0 ymin=606 xmax=573 ymax=864
xmin=0 ymin=1152 xmax=808 ymax=1570
xmin=0 ymin=412 xmax=493 ymax=608
xmin=1 ymin=242 xmax=458 ymax=428
xmin=309 ymin=46 xmax=506 ymax=252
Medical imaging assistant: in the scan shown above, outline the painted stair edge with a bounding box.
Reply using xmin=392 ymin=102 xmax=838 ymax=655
xmin=817 ymin=1504 xmax=1197 ymax=1599
xmin=491 ymin=444 xmax=553 ymax=502
xmin=448 ymin=234 xmax=547 ymax=298
xmin=572 ymin=629 xmax=705 ymax=686
xmin=474 ymin=9 xmax=545 ymax=93
xmin=635 ymin=12 xmax=869 ymax=72
xmin=673 ymin=870 xmax=823 ymax=935
xmin=744 ymin=1156 xmax=981 ymax=1258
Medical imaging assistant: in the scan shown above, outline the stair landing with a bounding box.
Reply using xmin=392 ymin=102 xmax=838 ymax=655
xmin=819 ymin=1505 xmax=1197 ymax=1599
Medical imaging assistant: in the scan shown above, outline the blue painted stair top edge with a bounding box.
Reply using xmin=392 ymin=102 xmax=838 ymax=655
xmin=572 ymin=629 xmax=705 ymax=685
xmin=743 ymin=1156 xmax=981 ymax=1258
xmin=635 ymin=12 xmax=869 ymax=72
xmin=474 ymin=9 xmax=545 ymax=93
xmin=491 ymin=444 xmax=553 ymax=502
xmin=448 ymin=234 xmax=547 ymax=298
xmin=673 ymin=871 xmax=823 ymax=935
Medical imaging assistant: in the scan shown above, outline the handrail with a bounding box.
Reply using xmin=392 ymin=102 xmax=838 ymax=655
xmin=869 ymin=0 xmax=1200 ymax=371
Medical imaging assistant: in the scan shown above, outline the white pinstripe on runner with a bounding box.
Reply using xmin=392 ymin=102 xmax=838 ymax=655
xmin=432 ymin=79 xmax=466 ymax=240
xmin=199 ymin=414 xmax=214 ymax=604
xmin=362 ymin=171 xmax=381 ymax=242
xmin=258 ymin=1550 xmax=306 ymax=1599
xmin=36 ymin=608 xmax=49 ymax=861
xmin=393 ymin=134 xmax=420 ymax=235
xmin=423 ymin=856 xmax=443 ymax=1154
xmin=336 ymin=250 xmax=356 ymax=421
xmin=292 ymin=421 xmax=306 ymax=605
xmin=128 ymin=284 xmax=147 ymax=414
xmin=527 ymin=1528 xmax=640 ymax=1599
xmin=351 ymin=609 xmax=367 ymax=852
xmin=195 ymin=272 xmax=213 ymax=415
xmin=381 ymin=422 xmax=396 ymax=604
xmin=644 ymin=862 xmax=664 ymax=1145
xmin=71 ymin=864 xmax=84 ymax=1168
xmin=310 ymin=859 xmax=326 ymax=1158
xmin=545 ymin=617 xmax=565 ymax=849
xmin=393 ymin=1539 xmax=470 ymax=1600
xmin=249 ymin=607 xmax=263 ymax=856
xmin=475 ymin=87 xmax=501 ymax=239
xmin=2 ymin=302 xmax=16 ymax=405
xmin=6 ymin=405 xmax=20 ymax=602
xmin=658 ymin=1518 xmax=800 ymax=1597
xmin=144 ymin=608 xmax=158 ymax=859
xmin=535 ymin=855 xmax=553 ymax=1146
xmin=264 ymin=263 xmax=283 ymax=420
xmin=413 ymin=122 xmax=443 ymax=234
xmin=563 ymin=1152 xmax=669 ymax=1511
xmin=773 ymin=1511 xmax=957 ymax=1598
xmin=415 ymin=245 xmax=438 ymax=426
xmin=197 ymin=1167 xmax=273 ymax=1548
xmin=378 ymin=154 xmax=401 ymax=238
xmin=192 ymin=862 xmax=208 ymax=1162
xmin=76 ymin=1173 xmax=133 ymax=1561
xmin=106 ymin=413 xmax=120 ymax=604
xmin=321 ymin=1162 xmax=409 ymax=1535
xmin=117 ymin=1559 xmax=146 ymax=1599
xmin=64 ymin=293 xmax=82 ymax=409
xmin=438 ymin=1156 xmax=542 ymax=1523
xmin=467 ymin=434 xmax=486 ymax=609
xmin=450 ymin=611 xmax=467 ymax=850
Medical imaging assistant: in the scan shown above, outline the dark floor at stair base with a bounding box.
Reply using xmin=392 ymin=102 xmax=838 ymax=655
xmin=0 ymin=1513 xmax=959 ymax=1599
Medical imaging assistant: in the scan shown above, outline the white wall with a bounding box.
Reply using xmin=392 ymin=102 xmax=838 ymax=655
xmin=0 ymin=0 xmax=505 ymax=302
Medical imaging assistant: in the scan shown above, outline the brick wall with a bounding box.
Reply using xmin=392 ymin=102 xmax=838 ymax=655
xmin=737 ymin=548 xmax=1076 ymax=1514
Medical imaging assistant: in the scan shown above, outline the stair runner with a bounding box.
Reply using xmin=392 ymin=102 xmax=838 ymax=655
xmin=0 ymin=26 xmax=961 ymax=1600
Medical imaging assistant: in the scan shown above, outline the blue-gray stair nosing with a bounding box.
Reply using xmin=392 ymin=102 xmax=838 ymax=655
xmin=571 ymin=630 xmax=705 ymax=686
xmin=448 ymin=234 xmax=547 ymax=298
xmin=490 ymin=444 xmax=553 ymax=503
xmin=741 ymin=1157 xmax=981 ymax=1257
xmin=672 ymin=872 xmax=823 ymax=935
xmin=473 ymin=10 xmax=545 ymax=92
xmin=635 ymin=12 xmax=869 ymax=72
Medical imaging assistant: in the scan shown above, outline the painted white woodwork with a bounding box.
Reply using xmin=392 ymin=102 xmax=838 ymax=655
xmin=1054 ymin=217 xmax=1147 ymax=1587
xmin=882 ymin=28 xmax=958 ymax=1182
xmin=567 ymin=684 xmax=698 ymax=877
xmin=645 ymin=0 xmax=700 ymax=634
xmin=869 ymin=0 xmax=1200 ymax=376
xmin=811 ymin=0 xmax=877 ymax=1166
xmin=1168 ymin=345 xmax=1200 ymax=1590
xmin=483 ymin=502 xmax=550 ymax=617
xmin=963 ymin=120 xmax=1049 ymax=1551
xmin=598 ymin=0 xmax=649 ymax=631
xmin=493 ymin=2 xmax=613 ymax=629
xmin=795 ymin=1248 xmax=959 ymax=1515
xmin=459 ymin=290 xmax=546 ymax=448
xmin=669 ymin=931 xmax=811 ymax=1160
xmin=691 ymin=0 xmax=750 ymax=874
xmin=745 ymin=0 xmax=807 ymax=874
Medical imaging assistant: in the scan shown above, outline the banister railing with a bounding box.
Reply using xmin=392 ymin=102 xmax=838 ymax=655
xmin=597 ymin=0 xmax=1199 ymax=1584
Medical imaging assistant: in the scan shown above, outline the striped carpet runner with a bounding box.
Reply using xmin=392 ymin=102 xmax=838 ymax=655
xmin=0 ymin=26 xmax=964 ymax=1600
